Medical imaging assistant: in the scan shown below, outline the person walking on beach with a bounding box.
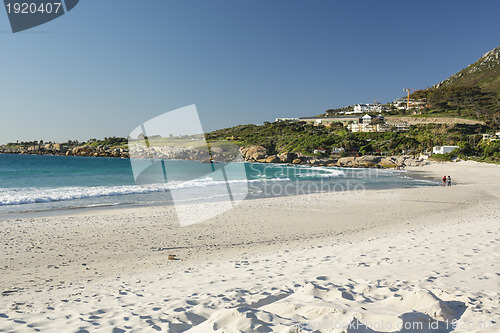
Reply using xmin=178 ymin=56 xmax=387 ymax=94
xmin=447 ymin=176 xmax=451 ymax=186
xmin=442 ymin=176 xmax=447 ymax=187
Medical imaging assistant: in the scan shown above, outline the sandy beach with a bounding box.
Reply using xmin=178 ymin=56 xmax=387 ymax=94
xmin=1 ymin=160 xmax=499 ymax=332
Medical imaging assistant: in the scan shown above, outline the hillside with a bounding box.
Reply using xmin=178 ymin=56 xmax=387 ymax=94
xmin=410 ymin=46 xmax=500 ymax=127
xmin=435 ymin=46 xmax=500 ymax=96
xmin=206 ymin=121 xmax=493 ymax=157
xmin=205 ymin=47 xmax=500 ymax=162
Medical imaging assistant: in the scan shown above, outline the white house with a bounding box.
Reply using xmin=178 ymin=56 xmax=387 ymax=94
xmin=330 ymin=147 xmax=345 ymax=157
xmin=275 ymin=117 xmax=299 ymax=122
xmin=482 ymin=132 xmax=500 ymax=141
xmin=432 ymin=146 xmax=459 ymax=155
xmin=313 ymin=147 xmax=327 ymax=154
xmin=352 ymin=103 xmax=382 ymax=114
xmin=348 ymin=114 xmax=390 ymax=132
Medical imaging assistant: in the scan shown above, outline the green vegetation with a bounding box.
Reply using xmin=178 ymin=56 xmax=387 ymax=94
xmin=86 ymin=137 xmax=128 ymax=147
xmin=437 ymin=46 xmax=500 ymax=97
xmin=325 ymin=106 xmax=353 ymax=116
xmin=207 ymin=121 xmax=500 ymax=162
xmin=409 ymin=87 xmax=499 ymax=126
xmin=407 ymin=46 xmax=500 ymax=126
xmin=429 ymin=153 xmax=454 ymax=162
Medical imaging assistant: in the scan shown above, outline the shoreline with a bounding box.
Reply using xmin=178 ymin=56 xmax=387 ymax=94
xmin=0 ymin=165 xmax=436 ymax=220
xmin=0 ymin=160 xmax=499 ymax=332
xmin=0 ymin=161 xmax=491 ymax=285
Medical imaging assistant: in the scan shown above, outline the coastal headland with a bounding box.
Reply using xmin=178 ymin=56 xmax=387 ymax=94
xmin=0 ymin=143 xmax=429 ymax=169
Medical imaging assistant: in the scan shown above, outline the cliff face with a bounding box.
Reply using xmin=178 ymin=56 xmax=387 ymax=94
xmin=435 ymin=46 xmax=500 ymax=96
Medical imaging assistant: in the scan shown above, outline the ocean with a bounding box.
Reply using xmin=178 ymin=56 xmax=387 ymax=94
xmin=0 ymin=154 xmax=437 ymax=215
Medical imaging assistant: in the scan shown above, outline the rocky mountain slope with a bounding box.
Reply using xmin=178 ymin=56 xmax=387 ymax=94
xmin=434 ymin=46 xmax=500 ymax=96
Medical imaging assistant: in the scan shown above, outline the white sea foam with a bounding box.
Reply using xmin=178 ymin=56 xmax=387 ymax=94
xmin=294 ymin=167 xmax=345 ymax=178
xmin=0 ymin=177 xmax=289 ymax=206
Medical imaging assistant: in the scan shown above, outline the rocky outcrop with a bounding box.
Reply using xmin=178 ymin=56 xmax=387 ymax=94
xmin=333 ymin=155 xmax=427 ymax=168
xmin=18 ymin=144 xmax=68 ymax=156
xmin=265 ymin=155 xmax=280 ymax=163
xmin=277 ymin=152 xmax=296 ymax=163
xmin=129 ymin=145 xmax=238 ymax=162
xmin=354 ymin=155 xmax=380 ymax=167
xmin=5 ymin=141 xmax=429 ymax=167
xmin=238 ymin=145 xmax=428 ymax=168
xmin=435 ymin=46 xmax=500 ymax=88
xmin=336 ymin=157 xmax=355 ymax=167
xmin=15 ymin=143 xmax=130 ymax=158
xmin=65 ymin=145 xmax=130 ymax=158
xmin=378 ymin=157 xmax=398 ymax=168
xmin=240 ymin=146 xmax=268 ymax=161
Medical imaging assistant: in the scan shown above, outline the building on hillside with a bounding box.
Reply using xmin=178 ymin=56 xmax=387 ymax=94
xmin=482 ymin=132 xmax=500 ymax=141
xmin=313 ymin=147 xmax=327 ymax=154
xmin=298 ymin=117 xmax=356 ymax=127
xmin=392 ymin=122 xmax=410 ymax=132
xmin=432 ymin=146 xmax=459 ymax=155
xmin=348 ymin=114 xmax=391 ymax=132
xmin=391 ymin=98 xmax=429 ymax=110
xmin=275 ymin=117 xmax=299 ymax=122
xmin=330 ymin=147 xmax=345 ymax=157
xmin=408 ymin=100 xmax=429 ymax=109
xmin=349 ymin=103 xmax=383 ymax=114
xmin=391 ymin=99 xmax=407 ymax=110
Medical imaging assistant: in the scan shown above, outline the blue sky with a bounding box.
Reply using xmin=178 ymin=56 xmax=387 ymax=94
xmin=0 ymin=0 xmax=499 ymax=144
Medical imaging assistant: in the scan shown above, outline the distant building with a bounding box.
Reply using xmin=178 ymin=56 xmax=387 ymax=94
xmin=432 ymin=146 xmax=459 ymax=154
xmin=298 ymin=117 xmax=356 ymax=126
xmin=482 ymin=132 xmax=500 ymax=141
xmin=392 ymin=122 xmax=410 ymax=132
xmin=330 ymin=147 xmax=345 ymax=157
xmin=391 ymin=98 xmax=429 ymax=110
xmin=275 ymin=117 xmax=299 ymax=122
xmin=350 ymin=103 xmax=383 ymax=114
xmin=313 ymin=147 xmax=327 ymax=154
xmin=348 ymin=114 xmax=391 ymax=132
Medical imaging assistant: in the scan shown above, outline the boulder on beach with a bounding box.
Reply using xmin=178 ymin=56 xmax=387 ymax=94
xmin=378 ymin=157 xmax=397 ymax=168
xmin=242 ymin=146 xmax=268 ymax=161
xmin=292 ymin=158 xmax=302 ymax=164
xmin=336 ymin=157 xmax=355 ymax=167
xmin=52 ymin=143 xmax=66 ymax=153
xmin=355 ymin=155 xmax=381 ymax=167
xmin=73 ymin=146 xmax=94 ymax=156
xmin=265 ymin=155 xmax=280 ymax=163
xmin=277 ymin=152 xmax=295 ymax=163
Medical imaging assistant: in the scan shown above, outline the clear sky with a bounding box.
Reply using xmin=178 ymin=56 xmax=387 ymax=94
xmin=1 ymin=0 xmax=499 ymax=144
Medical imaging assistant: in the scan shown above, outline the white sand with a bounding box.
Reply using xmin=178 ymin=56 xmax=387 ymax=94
xmin=0 ymin=161 xmax=499 ymax=332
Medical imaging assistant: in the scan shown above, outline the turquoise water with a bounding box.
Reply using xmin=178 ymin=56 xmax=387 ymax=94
xmin=0 ymin=154 xmax=437 ymax=214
